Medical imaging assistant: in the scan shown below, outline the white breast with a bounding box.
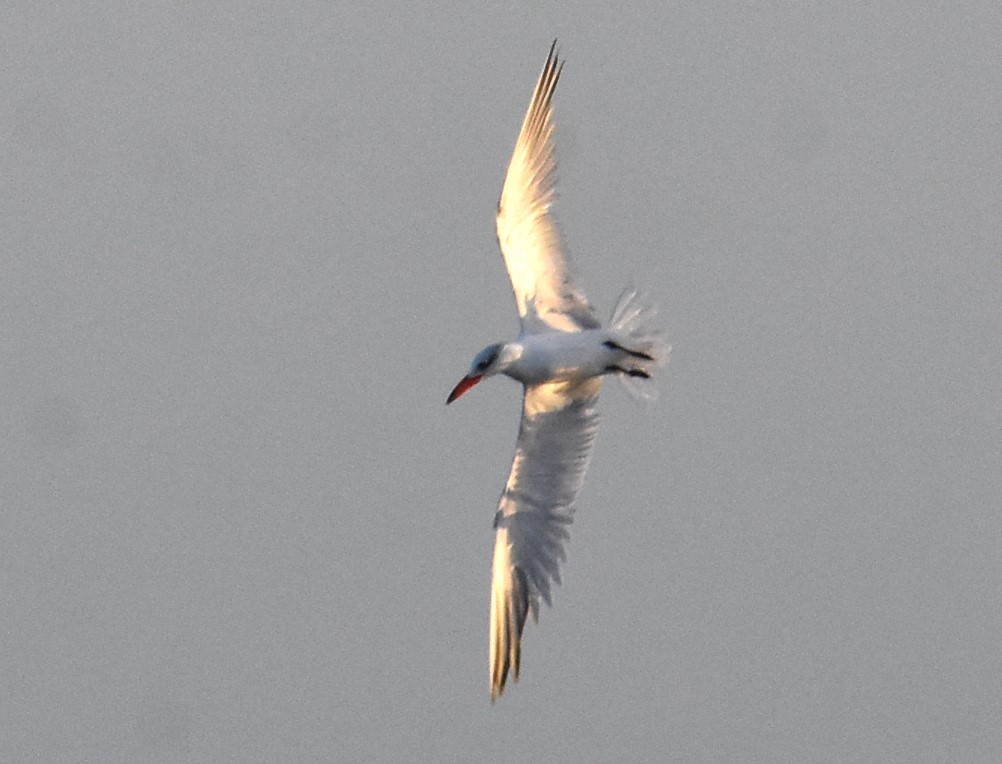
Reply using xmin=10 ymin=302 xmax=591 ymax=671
xmin=506 ymin=330 xmax=612 ymax=385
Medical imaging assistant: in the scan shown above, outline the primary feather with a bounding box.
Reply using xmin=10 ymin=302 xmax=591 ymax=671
xmin=489 ymin=378 xmax=601 ymax=700
xmin=496 ymin=41 xmax=599 ymax=334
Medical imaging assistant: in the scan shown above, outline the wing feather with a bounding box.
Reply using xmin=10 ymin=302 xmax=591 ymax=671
xmin=495 ymin=41 xmax=599 ymax=334
xmin=489 ymin=378 xmax=601 ymax=700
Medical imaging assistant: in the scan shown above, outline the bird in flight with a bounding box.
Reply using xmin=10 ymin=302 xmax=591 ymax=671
xmin=448 ymin=41 xmax=668 ymax=701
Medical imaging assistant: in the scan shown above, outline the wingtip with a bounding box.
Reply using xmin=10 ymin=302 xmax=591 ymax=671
xmin=547 ymin=38 xmax=562 ymax=76
xmin=491 ymin=670 xmax=507 ymax=703
xmin=490 ymin=670 xmax=515 ymax=704
xmin=538 ymin=39 xmax=562 ymax=88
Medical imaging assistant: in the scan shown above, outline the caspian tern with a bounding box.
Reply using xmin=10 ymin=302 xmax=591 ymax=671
xmin=448 ymin=41 xmax=668 ymax=701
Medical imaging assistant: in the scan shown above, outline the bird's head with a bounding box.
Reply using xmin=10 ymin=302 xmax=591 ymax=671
xmin=447 ymin=342 xmax=514 ymax=404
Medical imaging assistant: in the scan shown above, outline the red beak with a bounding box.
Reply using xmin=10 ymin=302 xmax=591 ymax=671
xmin=447 ymin=374 xmax=482 ymax=404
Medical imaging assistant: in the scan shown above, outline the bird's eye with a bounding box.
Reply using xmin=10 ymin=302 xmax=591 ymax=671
xmin=477 ymin=360 xmax=489 ymax=371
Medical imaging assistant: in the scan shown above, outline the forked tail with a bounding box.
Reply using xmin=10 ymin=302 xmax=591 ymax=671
xmin=608 ymin=287 xmax=670 ymax=400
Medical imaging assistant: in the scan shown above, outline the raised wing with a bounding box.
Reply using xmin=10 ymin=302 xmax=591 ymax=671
xmin=496 ymin=41 xmax=599 ymax=334
xmin=489 ymin=377 xmax=602 ymax=700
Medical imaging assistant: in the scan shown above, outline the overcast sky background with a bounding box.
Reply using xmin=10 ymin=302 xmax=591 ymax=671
xmin=4 ymin=2 xmax=1001 ymax=761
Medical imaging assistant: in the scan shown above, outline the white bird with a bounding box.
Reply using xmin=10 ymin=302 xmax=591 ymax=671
xmin=448 ymin=41 xmax=668 ymax=701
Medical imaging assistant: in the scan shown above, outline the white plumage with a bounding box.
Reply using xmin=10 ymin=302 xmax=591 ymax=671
xmin=448 ymin=41 xmax=668 ymax=701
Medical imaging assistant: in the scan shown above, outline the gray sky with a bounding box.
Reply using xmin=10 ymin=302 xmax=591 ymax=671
xmin=4 ymin=2 xmax=1001 ymax=761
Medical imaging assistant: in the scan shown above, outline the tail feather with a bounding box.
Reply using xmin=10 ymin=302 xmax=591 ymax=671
xmin=608 ymin=287 xmax=670 ymax=401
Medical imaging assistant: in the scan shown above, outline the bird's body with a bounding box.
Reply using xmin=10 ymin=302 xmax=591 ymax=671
xmin=495 ymin=330 xmax=632 ymax=386
xmin=448 ymin=41 xmax=668 ymax=701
